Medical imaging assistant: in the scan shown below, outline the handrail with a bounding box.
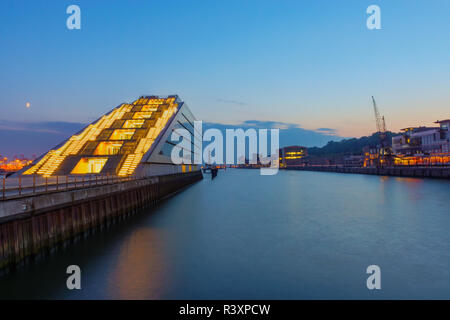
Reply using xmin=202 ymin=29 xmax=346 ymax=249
xmin=1 ymin=174 xmax=143 ymax=201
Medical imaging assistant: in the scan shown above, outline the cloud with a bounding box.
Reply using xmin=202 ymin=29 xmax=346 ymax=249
xmin=203 ymin=120 xmax=346 ymax=148
xmin=0 ymin=120 xmax=85 ymax=158
xmin=0 ymin=120 xmax=85 ymax=135
xmin=315 ymin=127 xmax=337 ymax=135
xmin=237 ymin=120 xmax=301 ymax=130
xmin=216 ymin=99 xmax=247 ymax=106
xmin=0 ymin=119 xmax=346 ymax=159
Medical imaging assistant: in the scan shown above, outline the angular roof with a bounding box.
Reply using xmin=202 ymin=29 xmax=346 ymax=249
xmin=22 ymin=95 xmax=185 ymax=177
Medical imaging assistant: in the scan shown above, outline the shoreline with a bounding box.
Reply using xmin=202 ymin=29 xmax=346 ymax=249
xmin=284 ymin=166 xmax=450 ymax=179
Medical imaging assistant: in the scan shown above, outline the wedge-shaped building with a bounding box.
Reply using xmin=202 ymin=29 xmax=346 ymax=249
xmin=23 ymin=95 xmax=201 ymax=177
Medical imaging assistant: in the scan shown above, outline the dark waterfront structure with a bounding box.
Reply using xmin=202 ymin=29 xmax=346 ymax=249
xmin=343 ymin=155 xmax=363 ymax=167
xmin=0 ymin=95 xmax=202 ymax=271
xmin=286 ymin=165 xmax=450 ymax=179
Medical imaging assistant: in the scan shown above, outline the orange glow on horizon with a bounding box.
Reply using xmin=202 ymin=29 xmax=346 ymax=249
xmin=0 ymin=157 xmax=33 ymax=172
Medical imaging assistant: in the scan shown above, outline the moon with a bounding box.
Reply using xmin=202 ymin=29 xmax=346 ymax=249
xmin=26 ymin=102 xmax=31 ymax=108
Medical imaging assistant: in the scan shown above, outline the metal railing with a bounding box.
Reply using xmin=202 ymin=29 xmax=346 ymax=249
xmin=1 ymin=174 xmax=140 ymax=201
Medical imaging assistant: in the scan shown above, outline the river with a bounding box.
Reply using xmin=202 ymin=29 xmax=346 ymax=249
xmin=1 ymin=169 xmax=449 ymax=299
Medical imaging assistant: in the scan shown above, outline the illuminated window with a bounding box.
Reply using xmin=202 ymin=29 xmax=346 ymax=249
xmin=110 ymin=129 xmax=135 ymax=140
xmin=123 ymin=120 xmax=145 ymax=128
xmin=149 ymin=98 xmax=164 ymax=104
xmin=94 ymin=142 xmax=123 ymax=155
xmin=133 ymin=112 xmax=153 ymax=119
xmin=133 ymin=98 xmax=148 ymax=105
xmin=141 ymin=105 xmax=158 ymax=112
xmin=71 ymin=158 xmax=108 ymax=174
xmin=286 ymin=151 xmax=305 ymax=155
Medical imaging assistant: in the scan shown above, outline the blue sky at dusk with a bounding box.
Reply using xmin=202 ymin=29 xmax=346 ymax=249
xmin=1 ymin=0 xmax=450 ymax=157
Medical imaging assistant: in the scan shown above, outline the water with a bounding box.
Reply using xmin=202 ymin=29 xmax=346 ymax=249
xmin=1 ymin=169 xmax=450 ymax=299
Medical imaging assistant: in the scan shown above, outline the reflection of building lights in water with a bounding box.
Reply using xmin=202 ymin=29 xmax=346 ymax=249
xmin=109 ymin=228 xmax=170 ymax=299
xmin=390 ymin=177 xmax=425 ymax=203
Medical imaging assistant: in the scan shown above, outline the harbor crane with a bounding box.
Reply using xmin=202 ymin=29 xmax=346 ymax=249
xmin=372 ymin=96 xmax=386 ymax=141
xmin=372 ymin=96 xmax=393 ymax=167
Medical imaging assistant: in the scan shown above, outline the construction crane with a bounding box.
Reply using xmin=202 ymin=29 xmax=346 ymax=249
xmin=371 ymin=96 xmax=392 ymax=167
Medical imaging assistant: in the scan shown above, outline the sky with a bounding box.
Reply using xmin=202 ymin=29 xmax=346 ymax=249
xmin=0 ymin=119 xmax=340 ymax=159
xmin=1 ymin=0 xmax=450 ymax=157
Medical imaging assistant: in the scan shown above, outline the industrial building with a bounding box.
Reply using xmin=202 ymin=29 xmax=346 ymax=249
xmin=20 ymin=95 xmax=201 ymax=177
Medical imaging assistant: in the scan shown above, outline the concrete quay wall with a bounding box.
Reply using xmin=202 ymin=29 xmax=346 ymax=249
xmin=0 ymin=171 xmax=202 ymax=271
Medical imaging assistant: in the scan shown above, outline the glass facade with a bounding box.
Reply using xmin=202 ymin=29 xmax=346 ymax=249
xmin=23 ymin=95 xmax=186 ymax=177
xmin=71 ymin=158 xmax=108 ymax=174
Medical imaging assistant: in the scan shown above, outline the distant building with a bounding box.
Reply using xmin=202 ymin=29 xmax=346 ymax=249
xmin=19 ymin=95 xmax=201 ymax=177
xmin=363 ymin=146 xmax=380 ymax=167
xmin=0 ymin=156 xmax=34 ymax=173
xmin=391 ymin=119 xmax=450 ymax=166
xmin=279 ymin=146 xmax=307 ymax=167
xmin=393 ymin=127 xmax=437 ymax=155
xmin=393 ymin=120 xmax=450 ymax=156
xmin=344 ymin=155 xmax=363 ymax=167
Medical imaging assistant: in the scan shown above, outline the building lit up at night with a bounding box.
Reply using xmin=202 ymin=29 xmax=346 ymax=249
xmin=391 ymin=119 xmax=450 ymax=166
xmin=20 ymin=95 xmax=201 ymax=177
xmin=279 ymin=146 xmax=307 ymax=167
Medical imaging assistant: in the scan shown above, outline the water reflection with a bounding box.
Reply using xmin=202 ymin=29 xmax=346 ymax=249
xmin=109 ymin=228 xmax=169 ymax=300
xmin=1 ymin=169 xmax=450 ymax=299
